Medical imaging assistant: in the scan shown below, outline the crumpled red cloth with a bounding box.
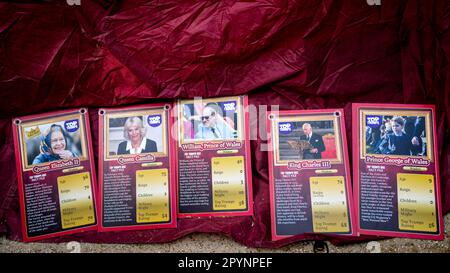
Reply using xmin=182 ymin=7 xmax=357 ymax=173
xmin=0 ymin=0 xmax=448 ymax=247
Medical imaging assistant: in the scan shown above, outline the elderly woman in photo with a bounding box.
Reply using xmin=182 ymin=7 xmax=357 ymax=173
xmin=117 ymin=116 xmax=157 ymax=155
xmin=378 ymin=116 xmax=420 ymax=156
xmin=33 ymin=124 xmax=78 ymax=164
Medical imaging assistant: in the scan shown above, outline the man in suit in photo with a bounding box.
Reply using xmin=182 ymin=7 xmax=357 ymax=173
xmin=300 ymin=123 xmax=326 ymax=159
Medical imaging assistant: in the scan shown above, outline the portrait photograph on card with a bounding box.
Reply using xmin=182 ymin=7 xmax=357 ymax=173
xmin=98 ymin=104 xmax=176 ymax=232
xmin=105 ymin=114 xmax=166 ymax=158
xmin=276 ymin=118 xmax=342 ymax=163
xmin=12 ymin=108 xmax=97 ymax=242
xmin=22 ymin=121 xmax=85 ymax=168
xmin=353 ymin=103 xmax=443 ymax=240
xmin=268 ymin=109 xmax=355 ymax=240
xmin=176 ymin=96 xmax=253 ymax=217
xmin=180 ymin=100 xmax=241 ymax=142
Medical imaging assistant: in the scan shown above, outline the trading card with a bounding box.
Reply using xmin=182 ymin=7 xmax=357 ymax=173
xmin=353 ymin=103 xmax=444 ymax=240
xmin=176 ymin=96 xmax=253 ymax=217
xmin=267 ymin=109 xmax=355 ymax=240
xmin=12 ymin=108 xmax=97 ymax=242
xmin=98 ymin=103 xmax=176 ymax=231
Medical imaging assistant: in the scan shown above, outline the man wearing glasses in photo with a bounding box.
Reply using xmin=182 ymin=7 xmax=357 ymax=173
xmin=194 ymin=103 xmax=236 ymax=140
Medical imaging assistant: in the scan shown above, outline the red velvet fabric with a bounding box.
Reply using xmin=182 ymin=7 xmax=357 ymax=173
xmin=0 ymin=0 xmax=448 ymax=247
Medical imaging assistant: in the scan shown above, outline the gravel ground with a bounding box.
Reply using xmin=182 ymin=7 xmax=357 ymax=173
xmin=1 ymin=213 xmax=449 ymax=253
